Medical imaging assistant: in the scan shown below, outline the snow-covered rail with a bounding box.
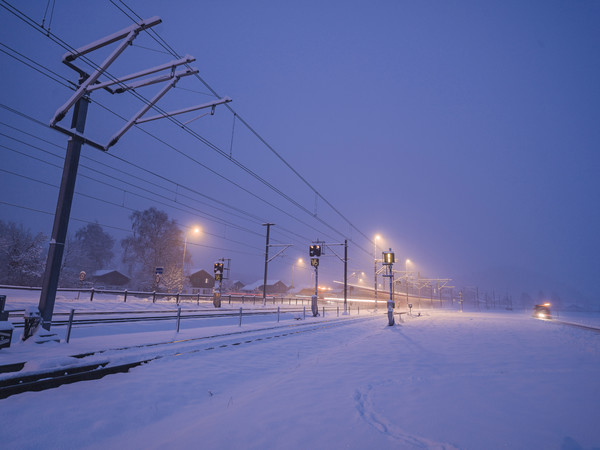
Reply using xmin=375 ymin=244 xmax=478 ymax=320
xmin=0 ymin=315 xmax=378 ymax=399
xmin=551 ymin=319 xmax=600 ymax=333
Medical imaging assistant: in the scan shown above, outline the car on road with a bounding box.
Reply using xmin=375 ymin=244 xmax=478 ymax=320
xmin=533 ymin=303 xmax=552 ymax=319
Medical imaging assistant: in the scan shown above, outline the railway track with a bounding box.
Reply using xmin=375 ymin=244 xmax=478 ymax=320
xmin=8 ymin=307 xmax=337 ymax=328
xmin=0 ymin=315 xmax=378 ymax=399
xmin=551 ymin=319 xmax=600 ymax=333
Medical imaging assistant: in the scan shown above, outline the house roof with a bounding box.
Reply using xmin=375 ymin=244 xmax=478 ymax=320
xmin=241 ymin=279 xmax=286 ymax=291
xmin=93 ymin=269 xmax=126 ymax=277
xmin=90 ymin=270 xmax=130 ymax=286
xmin=190 ymin=269 xmax=212 ymax=277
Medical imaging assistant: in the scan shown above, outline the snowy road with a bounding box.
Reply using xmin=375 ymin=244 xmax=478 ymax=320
xmin=1 ymin=310 xmax=599 ymax=449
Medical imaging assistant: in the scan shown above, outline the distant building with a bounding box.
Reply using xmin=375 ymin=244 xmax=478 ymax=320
xmin=189 ymin=269 xmax=215 ymax=295
xmin=241 ymin=279 xmax=288 ymax=295
xmin=229 ymin=280 xmax=245 ymax=292
xmin=90 ymin=270 xmax=130 ymax=289
xmin=295 ymin=287 xmax=315 ymax=297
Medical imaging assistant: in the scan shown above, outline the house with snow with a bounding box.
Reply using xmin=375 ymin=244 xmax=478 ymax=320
xmin=228 ymin=280 xmax=245 ymax=292
xmin=189 ymin=269 xmax=215 ymax=295
xmin=241 ymin=279 xmax=288 ymax=295
xmin=90 ymin=270 xmax=130 ymax=289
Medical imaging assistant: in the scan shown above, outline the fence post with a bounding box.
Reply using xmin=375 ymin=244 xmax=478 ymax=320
xmin=337 ymin=306 xmax=339 ymax=317
xmin=229 ymin=295 xmax=231 ymax=304
xmin=323 ymin=306 xmax=325 ymax=318
xmin=152 ymin=291 xmax=156 ymax=303
xmin=66 ymin=308 xmax=75 ymax=343
xmin=239 ymin=307 xmax=243 ymax=327
xmin=197 ymin=293 xmax=200 ymax=305
xmin=358 ymin=306 xmax=360 ymax=315
xmin=277 ymin=306 xmax=280 ymax=323
xmin=176 ymin=292 xmax=180 ymax=305
xmin=303 ymin=306 xmax=306 ymax=320
xmin=176 ymin=306 xmax=181 ymax=333
xmin=90 ymin=288 xmax=94 ymax=302
xmin=123 ymin=290 xmax=128 ymax=303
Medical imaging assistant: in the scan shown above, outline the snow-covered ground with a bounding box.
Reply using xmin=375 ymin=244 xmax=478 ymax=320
xmin=1 ymin=292 xmax=599 ymax=449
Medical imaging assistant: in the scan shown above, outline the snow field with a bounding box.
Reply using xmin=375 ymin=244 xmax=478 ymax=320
xmin=1 ymin=309 xmax=599 ymax=449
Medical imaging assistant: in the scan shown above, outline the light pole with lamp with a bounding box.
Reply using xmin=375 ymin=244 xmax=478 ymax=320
xmin=291 ymin=258 xmax=304 ymax=290
xmin=405 ymin=259 xmax=411 ymax=306
xmin=373 ymin=234 xmax=380 ymax=310
xmin=181 ymin=226 xmax=200 ymax=291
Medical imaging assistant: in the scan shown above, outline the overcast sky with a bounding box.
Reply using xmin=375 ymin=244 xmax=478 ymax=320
xmin=1 ymin=1 xmax=599 ymax=304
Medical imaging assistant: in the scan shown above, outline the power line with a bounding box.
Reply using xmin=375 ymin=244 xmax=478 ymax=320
xmin=110 ymin=0 xmax=374 ymax=254
xmin=0 ymin=2 xmax=341 ymax=246
xmin=110 ymin=2 xmax=372 ymax=239
xmin=0 ymin=104 xmax=313 ymax=246
xmin=0 ymin=1 xmax=372 ymax=256
xmin=1 ymin=164 xmax=264 ymax=254
xmin=0 ymin=43 xmax=75 ymax=90
xmin=0 ymin=140 xmax=266 ymax=244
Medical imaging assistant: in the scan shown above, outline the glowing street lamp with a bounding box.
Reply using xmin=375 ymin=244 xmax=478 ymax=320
xmin=181 ymin=226 xmax=200 ymax=290
xmin=405 ymin=259 xmax=412 ymax=305
xmin=291 ymin=257 xmax=304 ymax=289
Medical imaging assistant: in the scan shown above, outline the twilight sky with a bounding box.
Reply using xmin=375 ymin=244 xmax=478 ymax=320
xmin=1 ymin=0 xmax=599 ymax=305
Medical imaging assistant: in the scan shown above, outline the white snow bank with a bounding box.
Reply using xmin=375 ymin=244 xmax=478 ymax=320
xmin=0 ymin=311 xmax=598 ymax=449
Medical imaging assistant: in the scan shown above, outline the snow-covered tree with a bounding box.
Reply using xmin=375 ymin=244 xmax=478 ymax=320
xmin=0 ymin=220 xmax=47 ymax=286
xmin=59 ymin=223 xmax=115 ymax=287
xmin=121 ymin=208 xmax=188 ymax=291
xmin=74 ymin=222 xmax=114 ymax=271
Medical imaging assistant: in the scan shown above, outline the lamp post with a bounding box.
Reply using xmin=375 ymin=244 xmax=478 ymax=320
xmin=181 ymin=226 xmax=200 ymax=291
xmin=374 ymin=234 xmax=380 ymax=310
xmin=291 ymin=258 xmax=303 ymax=289
xmin=405 ymin=259 xmax=411 ymax=306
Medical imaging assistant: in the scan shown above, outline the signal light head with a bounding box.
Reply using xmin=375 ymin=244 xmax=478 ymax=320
xmin=383 ymin=250 xmax=395 ymax=265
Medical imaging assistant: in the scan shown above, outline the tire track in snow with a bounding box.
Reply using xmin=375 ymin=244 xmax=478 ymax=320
xmin=354 ymin=382 xmax=459 ymax=449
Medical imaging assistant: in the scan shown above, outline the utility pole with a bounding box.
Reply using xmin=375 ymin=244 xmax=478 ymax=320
xmin=24 ymin=17 xmax=230 ymax=341
xmin=418 ymin=272 xmax=421 ymax=310
xmin=343 ymin=239 xmax=348 ymax=314
xmin=262 ymin=223 xmax=274 ymax=306
xmin=374 ymin=256 xmax=378 ymax=311
xmin=34 ymin=92 xmax=89 ymax=337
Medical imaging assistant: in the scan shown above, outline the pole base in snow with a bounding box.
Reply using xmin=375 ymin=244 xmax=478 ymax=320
xmin=387 ymin=311 xmax=395 ymax=326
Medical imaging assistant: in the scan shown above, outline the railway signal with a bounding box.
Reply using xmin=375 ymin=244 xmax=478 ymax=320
xmin=382 ymin=248 xmax=396 ymax=326
xmin=308 ymin=244 xmax=322 ymax=317
xmin=213 ymin=261 xmax=225 ymax=308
